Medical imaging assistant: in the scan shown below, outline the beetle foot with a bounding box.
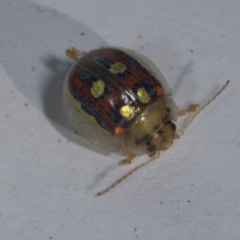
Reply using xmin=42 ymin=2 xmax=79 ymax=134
xmin=119 ymin=154 xmax=135 ymax=165
xmin=66 ymin=47 xmax=86 ymax=61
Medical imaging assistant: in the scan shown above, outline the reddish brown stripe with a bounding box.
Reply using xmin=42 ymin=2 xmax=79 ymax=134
xmin=88 ymin=49 xmax=164 ymax=97
xmin=69 ymin=64 xmax=128 ymax=136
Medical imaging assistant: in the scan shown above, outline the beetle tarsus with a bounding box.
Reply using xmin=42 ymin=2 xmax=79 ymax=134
xmin=178 ymin=104 xmax=200 ymax=117
xmin=119 ymin=154 xmax=136 ymax=165
xmin=66 ymin=47 xmax=86 ymax=61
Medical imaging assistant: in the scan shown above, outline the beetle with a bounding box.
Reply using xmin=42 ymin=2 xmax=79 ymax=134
xmin=63 ymin=47 xmax=229 ymax=195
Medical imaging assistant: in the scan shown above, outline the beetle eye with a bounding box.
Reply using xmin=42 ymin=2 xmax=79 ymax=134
xmin=148 ymin=144 xmax=157 ymax=152
xmin=170 ymin=122 xmax=176 ymax=132
xmin=166 ymin=107 xmax=171 ymax=113
xmin=157 ymin=129 xmax=163 ymax=135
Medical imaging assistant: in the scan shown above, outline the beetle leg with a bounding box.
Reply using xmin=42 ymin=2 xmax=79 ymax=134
xmin=66 ymin=47 xmax=87 ymax=61
xmin=119 ymin=153 xmax=136 ymax=165
xmin=176 ymin=80 xmax=229 ymax=138
xmin=178 ymin=104 xmax=199 ymax=117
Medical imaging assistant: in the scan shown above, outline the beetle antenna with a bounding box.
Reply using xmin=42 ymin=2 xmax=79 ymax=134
xmin=176 ymin=80 xmax=229 ymax=138
xmin=96 ymin=152 xmax=159 ymax=196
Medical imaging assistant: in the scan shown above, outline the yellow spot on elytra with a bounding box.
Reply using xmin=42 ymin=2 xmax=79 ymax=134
xmin=137 ymin=88 xmax=150 ymax=103
xmin=91 ymin=80 xmax=105 ymax=98
xmin=120 ymin=105 xmax=135 ymax=120
xmin=109 ymin=62 xmax=126 ymax=74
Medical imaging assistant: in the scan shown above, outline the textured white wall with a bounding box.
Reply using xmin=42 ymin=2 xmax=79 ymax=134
xmin=0 ymin=0 xmax=239 ymax=239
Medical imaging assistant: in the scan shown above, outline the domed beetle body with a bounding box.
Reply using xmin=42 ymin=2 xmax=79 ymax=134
xmin=63 ymin=47 xmax=229 ymax=195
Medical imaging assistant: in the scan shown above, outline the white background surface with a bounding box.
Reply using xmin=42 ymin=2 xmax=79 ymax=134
xmin=0 ymin=0 xmax=239 ymax=239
